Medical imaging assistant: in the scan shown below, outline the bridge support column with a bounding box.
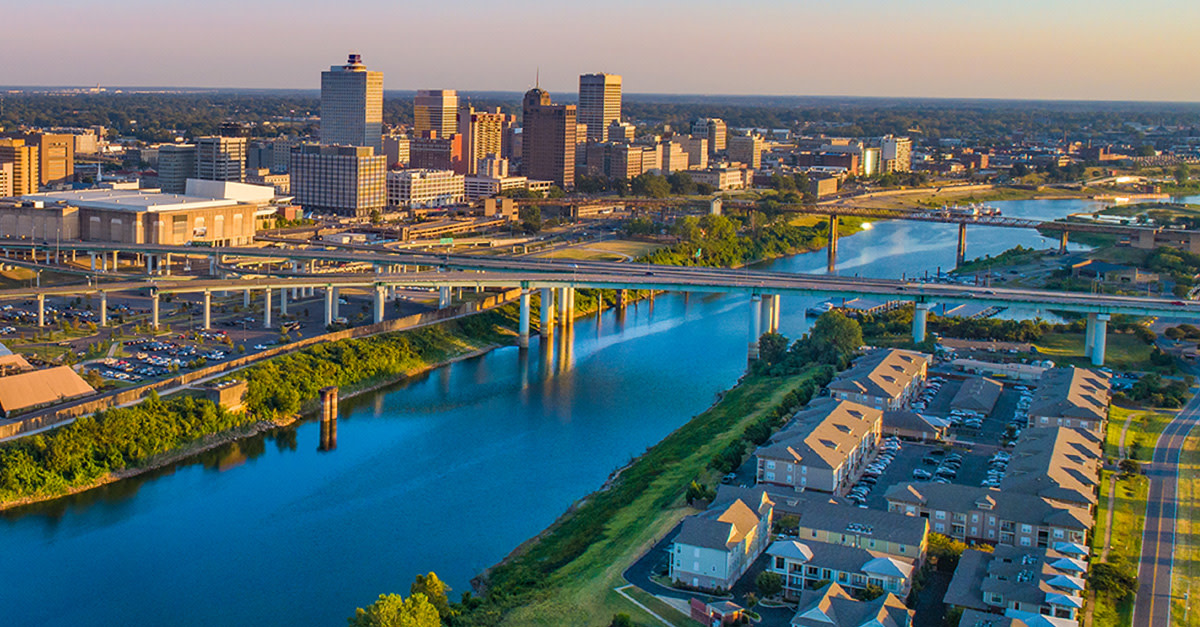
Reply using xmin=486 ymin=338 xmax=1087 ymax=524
xmin=557 ymin=288 xmax=569 ymax=325
xmin=913 ymin=302 xmax=931 ymax=344
xmin=90 ymin=253 xmax=96 ymax=272
xmin=956 ymin=223 xmax=967 ymax=267
xmin=319 ymin=386 xmax=338 ymax=452
xmin=518 ymin=289 xmax=530 ymax=348
xmin=325 ymin=288 xmax=334 ymax=327
xmin=209 ymin=256 xmax=217 ymax=276
xmin=438 ymin=285 xmax=451 ymax=309
xmin=827 ymin=215 xmax=839 ymax=273
xmin=1092 ymin=314 xmax=1110 ymax=367
xmin=617 ymin=289 xmax=628 ymax=309
xmin=279 ymin=288 xmax=288 ymax=316
xmin=1059 ymin=231 xmax=1069 ymax=254
xmin=769 ymin=294 xmax=781 ymax=333
xmin=99 ymin=292 xmax=107 ymax=327
xmin=145 ymin=254 xmax=154 ymax=275
xmin=37 ymin=294 xmax=44 ymax=328
xmin=163 ymin=253 xmax=171 ymax=276
xmin=101 ymin=254 xmax=107 ymax=272
xmin=748 ymin=294 xmax=762 ymax=361
xmin=373 ymin=285 xmax=385 ymax=324
xmin=540 ymin=287 xmax=554 ymax=336
xmin=1084 ymin=313 xmax=1097 ymax=358
xmin=263 ymin=289 xmax=272 ymax=328
xmin=203 ymin=290 xmax=211 ymax=330
xmin=243 ymin=289 xmax=251 ymax=308
xmin=332 ymin=288 xmax=340 ymax=319
xmin=112 ymin=251 xmax=118 ymax=271
xmin=151 ymin=292 xmax=160 ymax=330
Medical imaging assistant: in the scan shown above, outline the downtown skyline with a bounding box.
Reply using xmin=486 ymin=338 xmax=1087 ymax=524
xmin=3 ymin=0 xmax=1200 ymax=102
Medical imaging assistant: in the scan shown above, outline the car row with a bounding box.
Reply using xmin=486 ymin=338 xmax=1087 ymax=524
xmin=981 ymin=451 xmax=1011 ymax=488
xmin=847 ymin=437 xmax=903 ymax=505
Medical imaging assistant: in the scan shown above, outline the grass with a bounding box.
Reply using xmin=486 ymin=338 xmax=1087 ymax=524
xmin=1091 ymin=469 xmax=1149 ymax=627
xmin=1033 ymin=331 xmax=1154 ymax=372
xmin=623 ymin=586 xmax=701 ymax=627
xmin=1172 ymin=432 xmax=1200 ymax=627
xmin=541 ymin=240 xmax=664 ymax=262
xmin=492 ymin=372 xmax=816 ymax=627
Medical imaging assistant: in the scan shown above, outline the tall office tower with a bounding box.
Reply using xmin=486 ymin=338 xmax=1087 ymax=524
xmin=158 ymin=144 xmax=197 ymax=194
xmin=660 ymin=140 xmax=689 ymax=173
xmin=194 ymin=137 xmax=246 ymax=182
xmin=11 ymin=132 xmax=74 ymax=186
xmin=728 ymin=133 xmax=764 ymax=169
xmin=290 ymin=144 xmax=386 ymax=217
xmin=677 ymin=135 xmax=708 ymax=170
xmin=410 ymin=132 xmax=466 ymax=174
xmin=880 ymin=135 xmax=913 ymax=173
xmin=414 ymin=90 xmax=459 ymax=139
xmin=0 ymin=139 xmax=39 ymax=195
xmin=459 ymin=106 xmax=513 ymax=175
xmin=382 ymin=135 xmax=411 ymax=168
xmin=608 ymin=120 xmax=636 ymax=143
xmin=0 ymin=163 xmax=12 ymax=197
xmin=521 ymin=88 xmax=576 ymax=190
xmin=578 ymin=73 xmax=622 ymax=142
xmin=321 ymin=54 xmax=383 ymax=151
xmin=691 ymin=118 xmax=727 ymax=155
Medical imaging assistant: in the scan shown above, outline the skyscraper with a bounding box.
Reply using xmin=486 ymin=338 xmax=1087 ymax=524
xmin=0 ymin=139 xmax=39 ymax=195
xmin=10 ymin=132 xmax=74 ymax=187
xmin=692 ymin=118 xmax=727 ymax=156
xmin=459 ymin=106 xmax=514 ymax=175
xmin=158 ymin=144 xmax=197 ymax=194
xmin=413 ymin=90 xmax=459 ymax=139
xmin=578 ymin=73 xmax=622 ymax=142
xmin=194 ymin=137 xmax=246 ymax=183
xmin=321 ymin=54 xmax=383 ymax=151
xmin=521 ymin=88 xmax=576 ymax=190
xmin=290 ymin=144 xmax=386 ymax=218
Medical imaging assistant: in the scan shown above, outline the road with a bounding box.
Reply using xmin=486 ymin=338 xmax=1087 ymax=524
xmin=1134 ymin=386 xmax=1200 ymax=626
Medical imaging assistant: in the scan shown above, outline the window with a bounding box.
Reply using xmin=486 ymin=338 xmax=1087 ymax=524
xmin=765 ymin=472 xmax=776 ymax=481
xmin=1021 ymin=524 xmax=1033 ymax=534
xmin=1020 ymin=536 xmax=1032 ymax=547
xmin=971 ymin=514 xmax=979 ymax=523
xmin=935 ymin=522 xmax=945 ymax=532
xmin=935 ymin=511 xmax=946 ymax=520
xmin=766 ymin=460 xmax=776 ymax=469
xmin=775 ymin=557 xmax=785 ymax=570
xmin=1053 ymin=529 xmax=1064 ymax=539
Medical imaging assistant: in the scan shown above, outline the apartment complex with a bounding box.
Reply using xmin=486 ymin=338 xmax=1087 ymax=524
xmin=289 ymin=144 xmax=386 ymax=217
xmin=521 ymin=88 xmax=576 ymax=190
xmin=998 ymin=427 xmax=1102 ymax=512
xmin=459 ymin=106 xmax=515 ymax=175
xmin=827 ymin=349 xmax=930 ymax=410
xmin=0 ymin=139 xmax=39 ymax=196
xmin=413 ymin=90 xmax=459 ymax=139
xmin=881 ymin=135 xmax=914 ymax=173
xmin=578 ymin=73 xmax=622 ymax=142
xmin=754 ymin=397 xmax=882 ymax=493
xmin=320 ymin=54 xmax=383 ymax=151
xmin=790 ymin=583 xmax=914 ymax=627
xmin=945 ymin=544 xmax=1087 ymax=624
xmin=765 ymin=488 xmax=929 ymax=561
xmin=386 ymin=169 xmax=465 ymax=208
xmin=765 ymin=539 xmax=916 ymax=599
xmin=669 ymin=488 xmax=773 ymax=591
xmin=1027 ymin=367 xmax=1111 ymax=433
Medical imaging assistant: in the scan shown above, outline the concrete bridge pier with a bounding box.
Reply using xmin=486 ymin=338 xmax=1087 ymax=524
xmin=827 ymin=215 xmax=839 ymax=274
xmin=151 ymin=292 xmax=160 ymax=329
xmin=101 ymin=254 xmax=107 ymax=272
xmin=956 ymin=223 xmax=967 ymax=267
xmin=263 ymin=289 xmax=272 ymax=328
xmin=324 ymin=288 xmax=335 ymax=327
xmin=768 ymin=294 xmax=781 ymax=333
xmin=36 ymin=294 xmax=44 ymax=327
xmin=243 ymin=289 xmax=251 ymax=308
xmin=90 ymin=253 xmax=96 ymax=272
xmin=617 ymin=289 xmax=628 ymax=309
xmin=145 ymin=254 xmax=154 ymax=275
xmin=332 ymin=288 xmax=340 ymax=320
xmin=209 ymin=256 xmax=218 ymax=276
xmin=319 ymin=386 xmax=339 ymax=452
xmin=1090 ymin=314 xmax=1110 ymax=366
xmin=279 ymin=288 xmax=288 ymax=316
xmin=112 ymin=250 xmax=119 ymax=271
xmin=373 ymin=285 xmax=385 ymax=324
xmin=1084 ymin=313 xmax=1097 ymax=359
xmin=518 ymin=290 xmax=531 ymax=348
xmin=163 ymin=253 xmax=171 ymax=276
xmin=203 ymin=291 xmax=212 ymax=330
xmin=1059 ymin=231 xmax=1069 ymax=254
xmin=913 ymin=302 xmax=932 ymax=344
xmin=438 ymin=286 xmax=452 ymax=309
xmin=99 ymin=292 xmax=107 ymax=327
xmin=748 ymin=294 xmax=763 ymax=361
xmin=540 ymin=287 xmax=555 ymax=336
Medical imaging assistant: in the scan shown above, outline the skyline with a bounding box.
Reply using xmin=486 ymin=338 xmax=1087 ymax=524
xmin=3 ymin=1 xmax=1200 ymax=102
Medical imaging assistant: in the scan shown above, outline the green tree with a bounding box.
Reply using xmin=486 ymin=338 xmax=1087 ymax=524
xmin=518 ymin=206 xmax=542 ymax=234
xmin=755 ymin=571 xmax=783 ymax=597
xmin=348 ymin=593 xmax=441 ymax=627
xmin=1091 ymin=561 xmax=1137 ymax=599
xmin=631 ymin=173 xmax=671 ymax=198
xmin=1175 ymin=164 xmax=1191 ymax=185
xmin=807 ymin=311 xmax=863 ymax=364
xmin=758 ymin=332 xmax=789 ymax=365
xmin=609 ymin=614 xmax=634 ymax=627
xmin=410 ymin=573 xmax=452 ymax=621
xmin=667 ymin=171 xmax=697 ymax=196
xmin=927 ymin=533 xmax=968 ymax=571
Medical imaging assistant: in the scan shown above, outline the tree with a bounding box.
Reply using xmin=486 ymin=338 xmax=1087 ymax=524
xmin=853 ymin=584 xmax=885 ymax=601
xmin=632 ymin=173 xmax=671 ymax=198
xmin=807 ymin=311 xmax=863 ymax=364
xmin=609 ymin=614 xmax=634 ymax=627
xmin=410 ymin=573 xmax=452 ymax=621
xmin=667 ymin=171 xmax=697 ymax=196
xmin=1091 ymin=561 xmax=1137 ymax=599
xmin=755 ymin=571 xmax=783 ymax=597
xmin=685 ymin=480 xmax=714 ymax=505
xmin=758 ymin=332 xmax=789 ymax=365
xmin=348 ymin=593 xmax=441 ymax=627
xmin=519 ymin=206 xmax=542 ymax=234
xmin=927 ymin=533 xmax=968 ymax=571
xmin=1176 ymin=164 xmax=1191 ymax=186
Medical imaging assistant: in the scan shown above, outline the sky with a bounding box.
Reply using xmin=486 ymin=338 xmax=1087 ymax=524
xmin=4 ymin=0 xmax=1200 ymax=102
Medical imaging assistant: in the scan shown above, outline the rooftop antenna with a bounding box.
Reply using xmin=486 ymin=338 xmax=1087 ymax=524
xmin=536 ymin=67 xmax=540 ymax=89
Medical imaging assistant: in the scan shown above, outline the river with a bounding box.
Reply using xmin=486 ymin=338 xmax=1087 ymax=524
xmin=0 ymin=197 xmax=1127 ymax=626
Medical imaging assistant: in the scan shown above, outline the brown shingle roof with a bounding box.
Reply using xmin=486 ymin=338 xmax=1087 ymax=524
xmin=0 ymin=366 xmax=94 ymax=416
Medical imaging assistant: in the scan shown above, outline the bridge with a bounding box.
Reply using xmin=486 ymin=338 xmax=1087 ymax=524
xmin=0 ymin=239 xmax=1193 ymax=366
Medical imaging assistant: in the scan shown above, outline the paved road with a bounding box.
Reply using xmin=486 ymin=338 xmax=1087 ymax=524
xmin=1133 ymin=389 xmax=1200 ymax=626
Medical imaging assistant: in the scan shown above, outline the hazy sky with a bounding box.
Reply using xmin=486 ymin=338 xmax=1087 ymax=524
xmin=5 ymin=0 xmax=1200 ymax=101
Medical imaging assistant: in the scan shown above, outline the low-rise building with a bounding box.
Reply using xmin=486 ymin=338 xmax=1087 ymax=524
xmin=789 ymin=582 xmax=913 ymax=627
xmin=1000 ymin=427 xmax=1101 ymax=512
xmin=386 ymin=169 xmax=466 ymax=208
xmin=766 ymin=539 xmax=916 ymax=600
xmin=1027 ymin=367 xmax=1110 ymax=433
xmin=944 ymin=545 xmax=1087 ymax=623
xmin=669 ymin=488 xmax=773 ymax=592
xmin=689 ymin=166 xmax=753 ymax=190
xmin=884 ymin=482 xmax=1092 ymax=547
xmin=755 ymin=398 xmax=882 ymax=493
xmin=765 ymin=487 xmax=929 ymax=561
xmin=882 ymin=409 xmax=949 ymax=442
xmin=0 ymin=365 xmax=95 ymax=417
xmin=828 ymin=349 xmax=931 ymax=410
xmin=952 ymin=377 xmax=1004 ymax=418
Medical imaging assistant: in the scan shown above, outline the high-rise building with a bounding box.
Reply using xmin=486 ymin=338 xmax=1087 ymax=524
xmin=521 ymin=88 xmax=576 ymax=190
xmin=691 ymin=118 xmax=727 ymax=155
xmin=728 ymin=133 xmax=764 ymax=169
xmin=677 ymin=135 xmax=709 ymax=170
xmin=410 ymin=132 xmax=466 ymax=174
xmin=0 ymin=163 xmax=12 ymax=198
xmin=320 ymin=54 xmax=383 ymax=151
xmin=578 ymin=73 xmax=622 ymax=142
xmin=0 ymin=139 xmax=39 ymax=195
xmin=289 ymin=144 xmax=386 ymax=217
xmin=608 ymin=120 xmax=636 ymax=143
xmin=157 ymin=144 xmax=197 ymax=194
xmin=414 ymin=90 xmax=459 ymax=139
xmin=880 ymin=135 xmax=913 ymax=173
xmin=194 ymin=137 xmax=246 ymax=183
xmin=660 ymin=140 xmax=689 ymax=173
xmin=459 ymin=106 xmax=514 ymax=175
xmin=382 ymin=135 xmax=411 ymax=169
xmin=10 ymin=133 xmax=74 ymax=187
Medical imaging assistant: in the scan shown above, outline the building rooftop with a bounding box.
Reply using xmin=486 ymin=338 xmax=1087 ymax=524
xmin=884 ymin=481 xmax=1093 ymax=531
xmin=20 ymin=189 xmax=238 ymax=213
xmin=828 ymin=349 xmax=930 ymax=402
xmin=944 ymin=545 xmax=1086 ymax=615
xmin=1028 ymin=367 xmax=1110 ymax=424
xmin=951 ymin=377 xmax=1004 ymax=414
xmin=790 ymin=582 xmax=912 ymax=627
xmin=755 ymin=398 xmax=881 ymax=470
xmin=1000 ymin=427 xmax=1102 ymax=508
xmin=764 ymin=487 xmax=929 ymax=550
xmin=674 ymin=497 xmax=762 ymax=552
xmin=0 ymin=366 xmax=95 ymax=416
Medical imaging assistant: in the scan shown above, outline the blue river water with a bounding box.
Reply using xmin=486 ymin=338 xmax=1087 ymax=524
xmin=0 ymin=197 xmax=1133 ymax=626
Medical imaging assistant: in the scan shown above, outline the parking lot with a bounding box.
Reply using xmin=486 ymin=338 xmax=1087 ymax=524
xmin=853 ymin=439 xmax=1002 ymax=509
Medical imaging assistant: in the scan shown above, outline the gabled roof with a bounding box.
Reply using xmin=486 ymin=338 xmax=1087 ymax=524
xmin=765 ymin=487 xmax=929 ymax=549
xmin=1000 ymin=427 xmax=1101 ymax=508
xmin=827 ymin=349 xmax=930 ymax=402
xmin=884 ymin=482 xmax=1093 ymax=531
xmin=755 ymin=398 xmax=882 ymax=470
xmin=675 ymin=497 xmax=763 ymax=552
xmin=1028 ymin=367 xmax=1110 ymax=423
xmin=791 ymin=582 xmax=913 ymax=627
xmin=951 ymin=377 xmax=1003 ymax=413
xmin=0 ymin=366 xmax=95 ymax=415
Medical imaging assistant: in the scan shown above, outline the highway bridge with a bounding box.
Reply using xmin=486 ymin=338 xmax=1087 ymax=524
xmin=0 ymin=238 xmax=1194 ymax=366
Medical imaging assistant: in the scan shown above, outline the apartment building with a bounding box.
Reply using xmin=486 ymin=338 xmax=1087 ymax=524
xmin=944 ymin=544 xmax=1087 ymax=624
xmin=386 ymin=169 xmax=465 ymax=208
xmin=764 ymin=487 xmax=928 ymax=561
xmin=728 ymin=133 xmax=764 ymax=169
xmin=999 ymin=427 xmax=1102 ymax=513
xmin=0 ymin=138 xmax=39 ymax=195
xmin=754 ymin=398 xmax=882 ymax=493
xmin=790 ymin=583 xmax=913 ymax=627
xmin=669 ymin=488 xmax=773 ymax=592
xmin=827 ymin=349 xmax=931 ymax=410
xmin=765 ymin=539 xmax=916 ymax=600
xmin=1027 ymin=367 xmax=1110 ymax=433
